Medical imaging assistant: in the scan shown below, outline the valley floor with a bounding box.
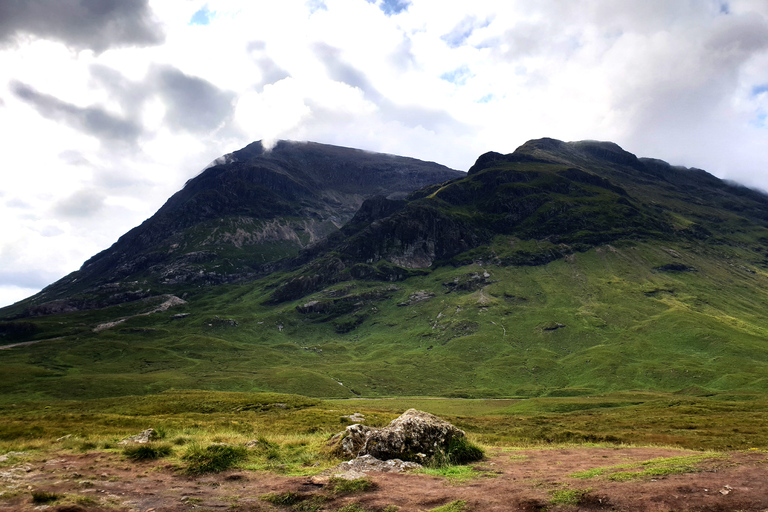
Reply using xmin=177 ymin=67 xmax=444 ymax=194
xmin=1 ymin=446 xmax=767 ymax=512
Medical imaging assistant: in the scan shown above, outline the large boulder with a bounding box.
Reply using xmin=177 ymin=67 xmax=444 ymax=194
xmin=328 ymin=409 xmax=474 ymax=463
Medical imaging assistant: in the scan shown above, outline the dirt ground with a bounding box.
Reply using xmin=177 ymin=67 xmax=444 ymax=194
xmin=1 ymin=447 xmax=767 ymax=512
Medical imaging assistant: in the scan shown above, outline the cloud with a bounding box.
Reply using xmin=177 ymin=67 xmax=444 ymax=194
xmin=150 ymin=65 xmax=236 ymax=133
xmin=0 ymin=0 xmax=163 ymax=52
xmin=442 ymin=16 xmax=491 ymax=48
xmin=10 ymin=81 xmax=143 ymax=144
xmin=247 ymin=41 xmax=291 ymax=90
xmin=53 ymin=189 xmax=105 ymax=219
xmin=313 ymin=42 xmax=384 ymax=103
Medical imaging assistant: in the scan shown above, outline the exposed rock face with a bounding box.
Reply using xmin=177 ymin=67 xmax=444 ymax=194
xmin=328 ymin=409 xmax=467 ymax=463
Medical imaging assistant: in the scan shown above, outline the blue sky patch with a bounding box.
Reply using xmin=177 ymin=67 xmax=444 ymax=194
xmin=366 ymin=0 xmax=409 ymax=16
xmin=752 ymin=85 xmax=768 ymax=96
xmin=189 ymin=5 xmax=212 ymax=26
xmin=478 ymin=93 xmax=494 ymax=104
xmin=440 ymin=66 xmax=472 ymax=86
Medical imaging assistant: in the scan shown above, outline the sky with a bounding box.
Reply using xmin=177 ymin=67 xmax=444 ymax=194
xmin=2 ymin=0 xmax=768 ymax=307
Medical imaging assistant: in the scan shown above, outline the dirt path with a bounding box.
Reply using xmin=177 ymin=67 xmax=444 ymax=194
xmin=1 ymin=447 xmax=766 ymax=511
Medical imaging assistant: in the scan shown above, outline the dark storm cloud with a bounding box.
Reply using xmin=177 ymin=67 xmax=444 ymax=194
xmin=313 ymin=42 xmax=384 ymax=102
xmin=150 ymin=65 xmax=236 ymax=133
xmin=10 ymin=81 xmax=142 ymax=143
xmin=0 ymin=0 xmax=163 ymax=52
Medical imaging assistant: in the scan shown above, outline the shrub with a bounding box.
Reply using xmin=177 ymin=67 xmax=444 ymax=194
xmin=123 ymin=443 xmax=173 ymax=461
xmin=182 ymin=444 xmax=247 ymax=475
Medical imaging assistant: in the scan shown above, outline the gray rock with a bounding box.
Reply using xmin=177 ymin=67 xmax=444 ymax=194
xmin=118 ymin=428 xmax=158 ymax=445
xmin=361 ymin=409 xmax=466 ymax=462
xmin=335 ymin=454 xmax=421 ymax=474
xmin=328 ymin=409 xmax=467 ymax=463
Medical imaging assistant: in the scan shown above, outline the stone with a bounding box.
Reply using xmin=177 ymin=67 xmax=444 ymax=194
xmin=360 ymin=409 xmax=466 ymax=462
xmin=118 ymin=428 xmax=158 ymax=445
xmin=327 ymin=409 xmax=469 ymax=463
xmin=341 ymin=412 xmax=365 ymax=423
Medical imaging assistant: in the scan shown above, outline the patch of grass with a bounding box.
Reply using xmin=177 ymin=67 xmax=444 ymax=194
xmin=181 ymin=443 xmax=247 ymax=474
xmin=31 ymin=490 xmax=61 ymax=504
xmin=570 ymin=453 xmax=725 ymax=481
xmin=74 ymin=495 xmax=99 ymax=506
xmin=418 ymin=465 xmax=477 ymax=483
xmin=260 ymin=491 xmax=303 ymax=505
xmin=550 ymin=488 xmax=590 ymax=505
xmin=122 ymin=443 xmax=173 ymax=461
xmin=425 ymin=500 xmax=468 ymax=512
xmin=440 ymin=436 xmax=485 ymax=465
xmin=326 ymin=476 xmax=374 ymax=495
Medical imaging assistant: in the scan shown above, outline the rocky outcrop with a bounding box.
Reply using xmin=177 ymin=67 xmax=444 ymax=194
xmin=119 ymin=428 xmax=158 ymax=445
xmin=327 ymin=409 xmax=471 ymax=463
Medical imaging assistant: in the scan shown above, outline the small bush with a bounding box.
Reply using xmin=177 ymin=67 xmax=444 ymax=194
xmin=172 ymin=436 xmax=190 ymax=446
xmin=31 ymin=490 xmax=60 ymax=504
xmin=123 ymin=443 xmax=173 ymax=461
xmin=326 ymin=476 xmax=374 ymax=495
xmin=182 ymin=444 xmax=247 ymax=475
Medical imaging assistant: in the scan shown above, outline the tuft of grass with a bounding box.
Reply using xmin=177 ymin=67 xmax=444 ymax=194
xmin=425 ymin=500 xmax=468 ymax=512
xmin=181 ymin=443 xmax=247 ymax=475
xmin=326 ymin=476 xmax=374 ymax=495
xmin=430 ymin=436 xmax=484 ymax=467
xmin=418 ymin=465 xmax=478 ymax=483
xmin=123 ymin=443 xmax=173 ymax=461
xmin=31 ymin=490 xmax=61 ymax=504
xmin=260 ymin=491 xmax=303 ymax=505
xmin=550 ymin=488 xmax=590 ymax=505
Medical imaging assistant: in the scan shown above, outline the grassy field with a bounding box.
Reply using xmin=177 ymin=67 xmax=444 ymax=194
xmin=1 ymin=390 xmax=767 ymax=462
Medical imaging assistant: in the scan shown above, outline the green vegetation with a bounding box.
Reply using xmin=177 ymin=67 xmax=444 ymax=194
xmin=30 ymin=491 xmax=60 ymax=504
xmin=571 ymin=453 xmax=725 ymax=481
xmin=260 ymin=491 xmax=304 ymax=506
xmin=326 ymin=476 xmax=374 ymax=494
xmin=181 ymin=443 xmax=248 ymax=474
xmin=425 ymin=500 xmax=467 ymax=512
xmin=122 ymin=443 xmax=173 ymax=461
xmin=549 ymin=488 xmax=591 ymax=505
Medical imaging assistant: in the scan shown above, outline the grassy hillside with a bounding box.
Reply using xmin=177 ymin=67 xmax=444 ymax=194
xmin=3 ymin=236 xmax=768 ymax=401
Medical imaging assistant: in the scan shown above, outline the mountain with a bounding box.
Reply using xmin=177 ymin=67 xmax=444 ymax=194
xmin=3 ymin=138 xmax=768 ymax=401
xmin=4 ymin=140 xmax=463 ymax=317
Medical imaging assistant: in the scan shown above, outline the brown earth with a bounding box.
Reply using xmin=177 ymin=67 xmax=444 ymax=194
xmin=1 ymin=447 xmax=767 ymax=512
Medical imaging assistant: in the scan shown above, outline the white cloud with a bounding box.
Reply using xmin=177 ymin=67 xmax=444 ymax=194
xmin=2 ymin=0 xmax=768 ymax=307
